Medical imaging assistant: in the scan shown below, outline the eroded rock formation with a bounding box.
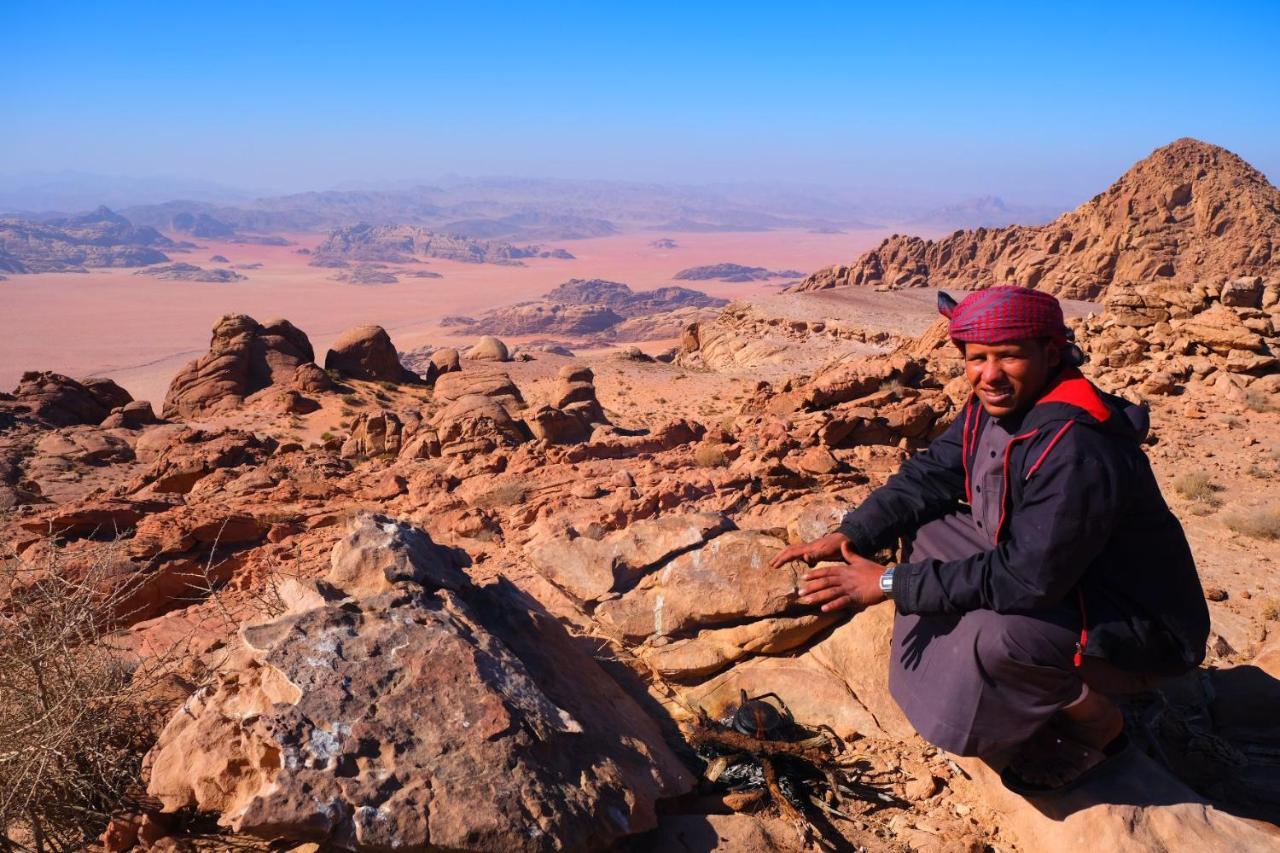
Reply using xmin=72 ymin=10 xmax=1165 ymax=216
xmin=163 ymin=314 xmax=335 ymax=418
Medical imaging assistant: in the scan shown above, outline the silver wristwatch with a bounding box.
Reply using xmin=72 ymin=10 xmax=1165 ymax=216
xmin=879 ymin=566 xmax=896 ymax=599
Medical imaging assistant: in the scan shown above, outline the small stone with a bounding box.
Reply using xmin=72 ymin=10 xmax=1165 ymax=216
xmin=1206 ymin=587 xmax=1229 ymax=602
xmin=904 ymin=774 xmax=939 ymax=800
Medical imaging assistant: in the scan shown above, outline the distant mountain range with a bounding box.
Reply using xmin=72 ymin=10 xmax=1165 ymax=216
xmin=0 ymin=173 xmax=1076 ymax=242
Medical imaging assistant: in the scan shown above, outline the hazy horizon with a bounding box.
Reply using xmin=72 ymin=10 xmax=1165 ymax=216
xmin=5 ymin=1 xmax=1279 ymax=211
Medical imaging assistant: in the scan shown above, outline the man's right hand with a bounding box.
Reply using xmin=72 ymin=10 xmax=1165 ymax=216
xmin=769 ymin=532 xmax=855 ymax=569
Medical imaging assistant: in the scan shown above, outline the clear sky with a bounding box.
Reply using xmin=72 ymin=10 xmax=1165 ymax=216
xmin=3 ymin=0 xmax=1277 ymax=203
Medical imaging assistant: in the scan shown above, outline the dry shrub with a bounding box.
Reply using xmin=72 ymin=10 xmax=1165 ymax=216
xmin=1173 ymin=471 xmax=1221 ymax=508
xmin=473 ymin=483 xmax=527 ymax=509
xmin=1244 ymin=388 xmax=1278 ymax=413
xmin=1223 ymin=507 xmax=1280 ymax=541
xmin=0 ymin=538 xmax=171 ymax=850
xmin=0 ymin=524 xmax=292 ymax=850
xmin=693 ymin=444 xmax=729 ymax=469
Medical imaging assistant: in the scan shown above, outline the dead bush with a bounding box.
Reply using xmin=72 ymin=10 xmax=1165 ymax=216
xmin=0 ymin=537 xmax=171 ymax=850
xmin=1223 ymin=507 xmax=1280 ymax=541
xmin=1244 ymin=388 xmax=1278 ymax=413
xmin=693 ymin=444 xmax=729 ymax=469
xmin=1173 ymin=471 xmax=1222 ymax=509
xmin=473 ymin=483 xmax=527 ymax=509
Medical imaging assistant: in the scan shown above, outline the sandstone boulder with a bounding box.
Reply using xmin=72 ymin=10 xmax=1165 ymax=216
xmin=1220 ymin=276 xmax=1264 ymax=309
xmin=553 ymin=364 xmax=606 ymax=424
xmin=525 ymin=404 xmax=592 ymax=444
xmin=525 ymin=364 xmax=609 ymax=444
xmin=432 ymin=369 xmax=524 ymax=407
xmin=594 ymin=530 xmax=798 ymax=642
xmin=100 ymin=400 xmax=161 ymax=429
xmin=527 ymin=512 xmax=735 ymax=603
xmin=80 ymin=376 xmax=134 ymax=411
xmin=467 ymin=335 xmax=510 ymax=362
xmin=341 ymin=411 xmax=405 ymax=458
xmin=326 ymin=513 xmax=468 ymax=598
xmin=431 ymin=347 xmax=462 ymax=374
xmin=432 ymin=394 xmax=528 ymax=456
xmin=1171 ymin=306 xmax=1266 ymax=355
xmin=145 ymin=513 xmax=692 ymax=849
xmin=641 ymin=612 xmax=838 ymax=681
xmin=323 ymin=324 xmax=424 ymax=384
xmin=1106 ymin=285 xmax=1171 ymax=327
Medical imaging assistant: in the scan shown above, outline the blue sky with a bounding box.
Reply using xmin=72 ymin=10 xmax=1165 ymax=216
xmin=2 ymin=1 xmax=1277 ymax=203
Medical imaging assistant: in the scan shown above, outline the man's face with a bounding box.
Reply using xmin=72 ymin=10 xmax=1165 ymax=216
xmin=963 ymin=339 xmax=1060 ymax=418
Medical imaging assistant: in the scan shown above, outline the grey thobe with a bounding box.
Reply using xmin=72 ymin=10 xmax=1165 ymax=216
xmin=887 ymin=418 xmax=1084 ymax=758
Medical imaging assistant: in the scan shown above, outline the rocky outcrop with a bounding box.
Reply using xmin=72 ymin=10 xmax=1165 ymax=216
xmin=323 ymin=324 xmax=425 ymax=384
xmin=330 ymin=264 xmax=399 ymax=285
xmin=475 ymin=303 xmax=626 ymax=336
xmin=1068 ymin=275 xmax=1279 ymax=397
xmin=131 ymin=428 xmax=266 ymax=494
xmin=145 ymin=514 xmax=692 ymax=849
xmin=446 ymin=280 xmax=727 ymax=340
xmin=0 ymin=207 xmax=172 ymax=273
xmin=311 ymin=223 xmax=568 ymax=267
xmin=1 ymin=371 xmax=132 ymax=427
xmin=544 ymin=279 xmax=727 ymax=316
xmin=134 ymin=263 xmax=246 ymax=282
xmin=674 ymin=264 xmax=804 ymax=282
xmin=525 ymin=365 xmax=609 ymax=444
xmin=552 ymin=419 xmax=703 ymax=463
xmin=676 ymin=302 xmax=888 ymax=374
xmin=791 ymin=138 xmax=1280 ymax=300
xmin=163 ymin=315 xmax=335 ymax=418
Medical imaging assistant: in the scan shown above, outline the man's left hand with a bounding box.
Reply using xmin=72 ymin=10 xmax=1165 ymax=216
xmin=799 ymin=552 xmax=888 ymax=612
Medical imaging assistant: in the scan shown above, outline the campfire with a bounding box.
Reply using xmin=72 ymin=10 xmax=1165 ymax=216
xmin=682 ymin=690 xmax=904 ymax=848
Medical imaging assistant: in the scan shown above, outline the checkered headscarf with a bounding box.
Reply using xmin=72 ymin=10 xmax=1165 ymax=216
xmin=938 ymin=286 xmax=1069 ymax=344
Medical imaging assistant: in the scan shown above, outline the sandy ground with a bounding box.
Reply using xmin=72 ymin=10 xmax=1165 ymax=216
xmin=0 ymin=227 xmax=918 ymax=404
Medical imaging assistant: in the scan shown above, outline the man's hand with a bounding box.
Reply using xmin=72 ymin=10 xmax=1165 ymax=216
xmin=799 ymin=553 xmax=889 ymax=613
xmin=768 ymin=532 xmax=857 ymax=570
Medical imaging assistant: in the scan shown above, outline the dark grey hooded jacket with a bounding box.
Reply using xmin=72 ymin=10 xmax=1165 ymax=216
xmin=838 ymin=368 xmax=1210 ymax=675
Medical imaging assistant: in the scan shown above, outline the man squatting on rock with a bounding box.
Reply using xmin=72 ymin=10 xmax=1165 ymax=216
xmin=772 ymin=286 xmax=1210 ymax=794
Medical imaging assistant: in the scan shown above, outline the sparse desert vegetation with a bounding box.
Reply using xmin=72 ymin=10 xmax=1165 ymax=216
xmin=1223 ymin=506 xmax=1280 ymax=540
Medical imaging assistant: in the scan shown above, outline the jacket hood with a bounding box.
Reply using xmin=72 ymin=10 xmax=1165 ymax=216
xmin=1011 ymin=368 xmax=1150 ymax=441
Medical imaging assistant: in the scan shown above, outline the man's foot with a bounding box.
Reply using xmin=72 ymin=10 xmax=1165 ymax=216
xmin=1000 ymin=722 xmax=1129 ymax=794
xmin=1058 ymin=684 xmax=1125 ymax=750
